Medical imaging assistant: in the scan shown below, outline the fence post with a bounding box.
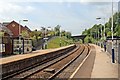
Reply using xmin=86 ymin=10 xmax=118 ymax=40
xmin=118 ymin=43 xmax=120 ymax=63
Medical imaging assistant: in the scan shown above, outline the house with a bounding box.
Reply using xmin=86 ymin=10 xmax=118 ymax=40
xmin=4 ymin=21 xmax=31 ymax=37
xmin=1 ymin=21 xmax=32 ymax=55
xmin=0 ymin=23 xmax=13 ymax=55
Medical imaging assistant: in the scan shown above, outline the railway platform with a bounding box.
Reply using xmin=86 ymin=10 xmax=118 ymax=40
xmin=0 ymin=44 xmax=75 ymax=65
xmin=69 ymin=44 xmax=118 ymax=79
xmin=91 ymin=44 xmax=118 ymax=78
xmin=1 ymin=44 xmax=76 ymax=79
xmin=1 ymin=44 xmax=119 ymax=79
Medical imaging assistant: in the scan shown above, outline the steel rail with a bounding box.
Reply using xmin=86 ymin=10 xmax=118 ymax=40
xmin=20 ymin=45 xmax=80 ymax=80
xmin=2 ymin=45 xmax=79 ymax=80
xmin=48 ymin=45 xmax=89 ymax=80
xmin=26 ymin=44 xmax=86 ymax=79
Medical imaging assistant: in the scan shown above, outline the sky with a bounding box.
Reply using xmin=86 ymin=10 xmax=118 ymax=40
xmin=0 ymin=0 xmax=119 ymax=35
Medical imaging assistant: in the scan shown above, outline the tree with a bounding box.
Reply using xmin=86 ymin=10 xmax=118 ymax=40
xmin=49 ymin=30 xmax=55 ymax=36
xmin=54 ymin=25 xmax=60 ymax=36
xmin=82 ymin=12 xmax=120 ymax=44
xmin=82 ymin=29 xmax=88 ymax=35
xmin=61 ymin=30 xmax=66 ymax=36
xmin=41 ymin=27 xmax=46 ymax=37
xmin=115 ymin=25 xmax=120 ymax=36
xmin=21 ymin=30 xmax=29 ymax=38
xmin=84 ymin=36 xmax=95 ymax=43
xmin=65 ymin=32 xmax=71 ymax=39
xmin=30 ymin=29 xmax=42 ymax=40
xmin=0 ymin=31 xmax=4 ymax=37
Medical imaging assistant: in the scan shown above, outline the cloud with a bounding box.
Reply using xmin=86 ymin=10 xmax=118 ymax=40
xmin=0 ymin=0 xmax=119 ymax=2
xmin=0 ymin=1 xmax=35 ymax=21
xmin=80 ymin=0 xmax=119 ymax=2
xmin=96 ymin=2 xmax=118 ymax=18
xmin=0 ymin=1 xmax=119 ymax=35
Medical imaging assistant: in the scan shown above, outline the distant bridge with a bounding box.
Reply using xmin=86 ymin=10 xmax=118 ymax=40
xmin=71 ymin=35 xmax=87 ymax=43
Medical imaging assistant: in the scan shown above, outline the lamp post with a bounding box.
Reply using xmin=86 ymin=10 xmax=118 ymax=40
xmin=96 ymin=17 xmax=106 ymax=48
xmin=96 ymin=18 xmax=101 ymax=46
xmin=101 ymin=18 xmax=106 ymax=41
xmin=43 ymin=27 xmax=51 ymax=49
xmin=59 ymin=26 xmax=61 ymax=47
xmin=111 ymin=0 xmax=115 ymax=63
xmin=96 ymin=17 xmax=106 ymax=40
xmin=19 ymin=19 xmax=28 ymax=54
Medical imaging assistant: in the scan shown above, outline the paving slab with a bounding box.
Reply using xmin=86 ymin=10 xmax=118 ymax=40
xmin=91 ymin=44 xmax=118 ymax=78
xmin=0 ymin=44 xmax=74 ymax=65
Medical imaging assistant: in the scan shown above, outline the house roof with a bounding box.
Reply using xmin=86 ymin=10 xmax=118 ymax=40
xmin=2 ymin=22 xmax=10 ymax=26
xmin=2 ymin=20 xmax=31 ymax=37
xmin=0 ymin=23 xmax=13 ymax=36
xmin=24 ymin=26 xmax=31 ymax=32
xmin=5 ymin=21 xmax=31 ymax=32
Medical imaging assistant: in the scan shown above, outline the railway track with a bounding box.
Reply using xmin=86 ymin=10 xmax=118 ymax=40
xmin=28 ymin=44 xmax=90 ymax=80
xmin=2 ymin=44 xmax=90 ymax=80
xmin=2 ymin=44 xmax=78 ymax=80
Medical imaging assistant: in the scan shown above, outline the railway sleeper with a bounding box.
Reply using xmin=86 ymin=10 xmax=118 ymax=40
xmin=44 ymin=68 xmax=56 ymax=73
xmin=2 ymin=45 xmax=76 ymax=79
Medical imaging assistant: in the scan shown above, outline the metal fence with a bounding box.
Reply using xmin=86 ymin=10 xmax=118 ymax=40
xmin=118 ymin=43 xmax=120 ymax=63
xmin=106 ymin=40 xmax=120 ymax=63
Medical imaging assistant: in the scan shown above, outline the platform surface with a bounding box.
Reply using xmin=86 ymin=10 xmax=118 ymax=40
xmin=91 ymin=44 xmax=118 ymax=78
xmin=0 ymin=44 xmax=74 ymax=65
xmin=69 ymin=44 xmax=118 ymax=79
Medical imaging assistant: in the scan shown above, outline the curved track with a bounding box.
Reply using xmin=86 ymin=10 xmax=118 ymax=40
xmin=27 ymin=44 xmax=90 ymax=80
xmin=2 ymin=44 xmax=91 ymax=80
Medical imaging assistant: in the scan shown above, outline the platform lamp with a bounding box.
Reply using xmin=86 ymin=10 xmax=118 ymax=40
xmin=45 ymin=26 xmax=51 ymax=49
xmin=111 ymin=0 xmax=115 ymax=63
xmin=59 ymin=26 xmax=61 ymax=47
xmin=43 ymin=26 xmax=51 ymax=49
xmin=96 ymin=17 xmax=106 ymax=41
xmin=96 ymin=17 xmax=106 ymax=48
xmin=19 ymin=19 xmax=28 ymax=54
xmin=96 ymin=18 xmax=101 ymax=46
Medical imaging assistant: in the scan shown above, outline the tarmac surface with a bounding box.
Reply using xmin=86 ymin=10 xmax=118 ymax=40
xmin=91 ymin=44 xmax=118 ymax=78
xmin=67 ymin=44 xmax=118 ymax=79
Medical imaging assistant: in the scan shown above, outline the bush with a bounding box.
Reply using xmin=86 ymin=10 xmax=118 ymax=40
xmin=84 ymin=36 xmax=96 ymax=43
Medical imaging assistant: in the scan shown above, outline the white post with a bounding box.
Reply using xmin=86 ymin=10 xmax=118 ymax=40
xmin=104 ymin=18 xmax=106 ymax=40
xmin=98 ymin=26 xmax=99 ymax=45
xmin=19 ymin=20 xmax=21 ymax=54
xmin=111 ymin=0 xmax=115 ymax=63
xmin=101 ymin=25 xmax=102 ymax=40
xmin=60 ymin=26 xmax=61 ymax=47
xmin=44 ymin=27 xmax=46 ymax=49
xmin=44 ymin=27 xmax=50 ymax=49
xmin=45 ymin=27 xmax=47 ymax=49
xmin=18 ymin=20 xmax=28 ymax=54
xmin=112 ymin=1 xmax=113 ymax=49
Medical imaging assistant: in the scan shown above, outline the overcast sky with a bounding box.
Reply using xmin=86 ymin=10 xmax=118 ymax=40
xmin=0 ymin=0 xmax=119 ymax=35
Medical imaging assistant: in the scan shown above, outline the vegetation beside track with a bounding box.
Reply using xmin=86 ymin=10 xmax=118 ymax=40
xmin=47 ymin=36 xmax=73 ymax=49
xmin=82 ymin=12 xmax=120 ymax=43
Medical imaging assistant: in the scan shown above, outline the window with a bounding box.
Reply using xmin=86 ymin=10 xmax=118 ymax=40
xmin=12 ymin=24 xmax=15 ymax=27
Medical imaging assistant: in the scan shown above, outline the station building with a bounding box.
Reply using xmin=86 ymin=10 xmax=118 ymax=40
xmin=0 ymin=23 xmax=13 ymax=55
xmin=0 ymin=21 xmax=32 ymax=55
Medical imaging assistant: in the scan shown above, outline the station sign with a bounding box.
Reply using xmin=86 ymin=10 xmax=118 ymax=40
xmin=0 ymin=44 xmax=5 ymax=52
xmin=43 ymin=38 xmax=48 ymax=40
